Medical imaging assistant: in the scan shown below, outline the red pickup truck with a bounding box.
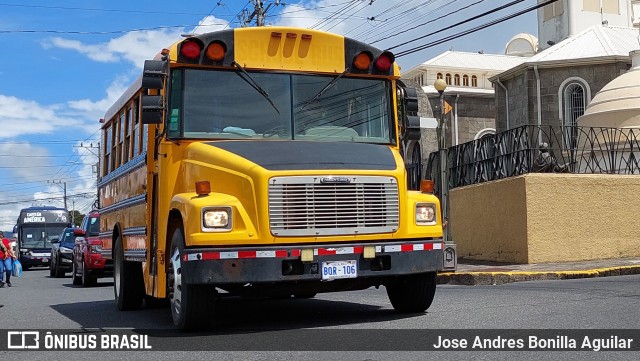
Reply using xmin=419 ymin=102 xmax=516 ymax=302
xmin=72 ymin=212 xmax=112 ymax=287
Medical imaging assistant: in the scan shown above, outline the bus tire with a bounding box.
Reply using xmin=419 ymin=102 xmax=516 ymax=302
xmin=168 ymin=226 xmax=216 ymax=330
xmin=386 ymin=272 xmax=437 ymax=313
xmin=114 ymin=234 xmax=144 ymax=310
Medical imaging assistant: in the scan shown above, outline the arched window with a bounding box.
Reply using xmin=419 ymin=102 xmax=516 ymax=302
xmin=463 ymin=75 xmax=469 ymax=86
xmin=471 ymin=75 xmax=478 ymax=87
xmin=474 ymin=128 xmax=496 ymax=140
xmin=437 ymin=72 xmax=443 ymax=79
xmin=445 ymin=73 xmax=452 ymax=85
xmin=454 ymin=74 xmax=460 ymax=86
xmin=562 ymin=82 xmax=585 ymax=149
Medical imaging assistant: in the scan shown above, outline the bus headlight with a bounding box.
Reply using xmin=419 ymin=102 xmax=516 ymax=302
xmin=416 ymin=203 xmax=436 ymax=225
xmin=202 ymin=207 xmax=231 ymax=230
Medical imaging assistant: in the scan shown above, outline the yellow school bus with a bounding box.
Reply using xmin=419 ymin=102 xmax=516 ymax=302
xmin=98 ymin=26 xmax=443 ymax=330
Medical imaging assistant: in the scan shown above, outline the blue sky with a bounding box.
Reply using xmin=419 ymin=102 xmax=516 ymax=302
xmin=0 ymin=0 xmax=537 ymax=230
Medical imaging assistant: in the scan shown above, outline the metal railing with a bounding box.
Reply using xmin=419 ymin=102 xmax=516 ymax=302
xmin=426 ymin=125 xmax=640 ymax=193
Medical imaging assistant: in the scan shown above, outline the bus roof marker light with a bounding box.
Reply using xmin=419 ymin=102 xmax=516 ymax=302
xmin=353 ymin=52 xmax=372 ymax=70
xmin=196 ymin=181 xmax=211 ymax=196
xmin=271 ymin=32 xmax=282 ymax=38
xmin=180 ymin=40 xmax=202 ymax=60
xmin=206 ymin=42 xmax=226 ymax=62
xmin=301 ymin=34 xmax=312 ymax=40
xmin=374 ymin=51 xmax=395 ymax=72
xmin=286 ymin=33 xmax=297 ymax=38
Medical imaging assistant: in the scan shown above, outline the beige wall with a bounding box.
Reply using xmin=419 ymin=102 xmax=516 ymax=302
xmin=451 ymin=173 xmax=640 ymax=263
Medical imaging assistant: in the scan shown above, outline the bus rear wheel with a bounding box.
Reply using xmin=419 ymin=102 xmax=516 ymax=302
xmin=386 ymin=272 xmax=437 ymax=313
xmin=168 ymin=226 xmax=217 ymax=330
xmin=114 ymin=234 xmax=144 ymax=310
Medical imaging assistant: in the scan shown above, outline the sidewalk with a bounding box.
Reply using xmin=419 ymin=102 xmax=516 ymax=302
xmin=437 ymin=257 xmax=640 ymax=285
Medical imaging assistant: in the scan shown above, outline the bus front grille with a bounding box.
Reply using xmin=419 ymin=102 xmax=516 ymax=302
xmin=268 ymin=176 xmax=399 ymax=236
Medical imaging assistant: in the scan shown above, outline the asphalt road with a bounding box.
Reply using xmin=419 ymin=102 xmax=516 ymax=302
xmin=1 ymin=267 xmax=639 ymax=360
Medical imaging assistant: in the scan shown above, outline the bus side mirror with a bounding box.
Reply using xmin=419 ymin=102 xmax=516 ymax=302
xmin=405 ymin=115 xmax=421 ymax=141
xmin=141 ymin=60 xmax=166 ymax=124
xmin=142 ymin=60 xmax=165 ymax=89
xmin=141 ymin=95 xmax=163 ymax=124
xmin=401 ymin=85 xmax=421 ymax=141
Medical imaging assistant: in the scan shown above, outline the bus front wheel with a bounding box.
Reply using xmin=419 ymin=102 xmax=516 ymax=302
xmin=114 ymin=234 xmax=144 ymax=310
xmin=386 ymin=272 xmax=437 ymax=313
xmin=168 ymin=226 xmax=217 ymax=330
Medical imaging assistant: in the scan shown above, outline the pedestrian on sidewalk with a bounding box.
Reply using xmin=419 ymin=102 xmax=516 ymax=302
xmin=0 ymin=231 xmax=17 ymax=287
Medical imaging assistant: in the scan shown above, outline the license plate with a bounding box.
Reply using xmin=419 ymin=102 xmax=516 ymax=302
xmin=42 ymin=258 xmax=49 ymax=262
xmin=321 ymin=260 xmax=357 ymax=280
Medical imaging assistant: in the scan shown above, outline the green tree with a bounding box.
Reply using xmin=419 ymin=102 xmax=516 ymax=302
xmin=70 ymin=210 xmax=85 ymax=227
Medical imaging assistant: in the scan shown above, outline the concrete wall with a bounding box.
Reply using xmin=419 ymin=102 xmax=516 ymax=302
xmin=495 ymin=62 xmax=630 ymax=132
xmin=427 ymin=96 xmax=495 ymax=146
xmin=451 ymin=173 xmax=640 ymax=263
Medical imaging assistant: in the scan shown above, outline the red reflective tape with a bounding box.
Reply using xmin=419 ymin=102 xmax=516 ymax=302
xmin=182 ymin=254 xmax=188 ymax=261
xmin=317 ymin=248 xmax=336 ymax=256
xmin=353 ymin=246 xmax=364 ymax=254
xmin=423 ymin=243 xmax=433 ymax=250
xmin=275 ymin=250 xmax=288 ymax=258
xmin=401 ymin=244 xmax=414 ymax=252
xmin=201 ymin=252 xmax=220 ymax=260
xmin=290 ymin=249 xmax=301 ymax=257
xmin=238 ymin=251 xmax=257 ymax=259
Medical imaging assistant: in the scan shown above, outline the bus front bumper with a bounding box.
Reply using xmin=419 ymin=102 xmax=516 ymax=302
xmin=20 ymin=254 xmax=51 ymax=267
xmin=180 ymin=239 xmax=444 ymax=285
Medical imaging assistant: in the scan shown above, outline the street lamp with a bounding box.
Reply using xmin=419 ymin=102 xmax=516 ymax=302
xmin=434 ymin=78 xmax=448 ymax=242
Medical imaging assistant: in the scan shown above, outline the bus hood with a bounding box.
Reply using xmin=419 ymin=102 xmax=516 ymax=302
xmin=201 ymin=141 xmax=398 ymax=171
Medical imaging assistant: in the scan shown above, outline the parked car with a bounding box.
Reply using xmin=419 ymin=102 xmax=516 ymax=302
xmin=50 ymin=227 xmax=84 ymax=277
xmin=72 ymin=212 xmax=112 ymax=287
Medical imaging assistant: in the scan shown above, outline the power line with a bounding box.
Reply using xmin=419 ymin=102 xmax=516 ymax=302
xmin=370 ymin=0 xmax=485 ymax=45
xmin=395 ymin=0 xmax=558 ymax=57
xmin=388 ymin=0 xmax=525 ymax=51
xmin=0 ymin=24 xmax=227 ymax=35
xmin=352 ymin=0 xmax=442 ymax=41
xmin=193 ymin=1 xmax=223 ymax=34
xmin=0 ymin=192 xmax=95 ymax=206
xmin=310 ymin=0 xmax=359 ymax=30
xmin=225 ymin=1 xmax=251 ymax=29
xmin=0 ymin=3 xmax=218 ymax=16
xmin=324 ymin=0 xmax=374 ymax=32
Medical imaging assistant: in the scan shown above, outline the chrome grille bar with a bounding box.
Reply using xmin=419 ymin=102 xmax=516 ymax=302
xmin=269 ymin=176 xmax=399 ymax=236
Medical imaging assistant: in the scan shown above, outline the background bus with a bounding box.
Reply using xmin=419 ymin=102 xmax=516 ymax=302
xmin=16 ymin=206 xmax=71 ymax=268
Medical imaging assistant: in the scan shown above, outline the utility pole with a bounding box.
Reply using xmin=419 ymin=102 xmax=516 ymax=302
xmin=77 ymin=142 xmax=101 ymax=209
xmin=47 ymin=180 xmax=67 ymax=210
xmin=242 ymin=0 xmax=281 ymax=27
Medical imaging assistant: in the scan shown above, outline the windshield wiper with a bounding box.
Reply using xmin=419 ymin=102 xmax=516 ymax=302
xmin=300 ymin=68 xmax=349 ymax=110
xmin=232 ymin=61 xmax=280 ymax=114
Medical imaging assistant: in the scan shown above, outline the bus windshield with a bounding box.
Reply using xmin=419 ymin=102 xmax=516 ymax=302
xmin=170 ymin=69 xmax=394 ymax=144
xmin=20 ymin=224 xmax=67 ymax=249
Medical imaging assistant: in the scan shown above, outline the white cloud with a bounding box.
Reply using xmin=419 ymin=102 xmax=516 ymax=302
xmin=66 ymin=75 xmax=130 ymax=120
xmin=46 ymin=38 xmax=118 ymax=63
xmin=190 ymin=15 xmax=230 ymax=34
xmin=0 ymin=95 xmax=85 ymax=139
xmin=45 ymin=15 xmax=230 ymax=69
xmin=277 ymin=4 xmax=325 ymax=29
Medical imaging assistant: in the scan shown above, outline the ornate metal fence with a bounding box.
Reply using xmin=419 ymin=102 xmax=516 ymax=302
xmin=426 ymin=125 xmax=640 ymax=194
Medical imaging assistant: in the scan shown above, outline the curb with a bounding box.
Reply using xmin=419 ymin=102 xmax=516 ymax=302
xmin=436 ymin=265 xmax=640 ymax=286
